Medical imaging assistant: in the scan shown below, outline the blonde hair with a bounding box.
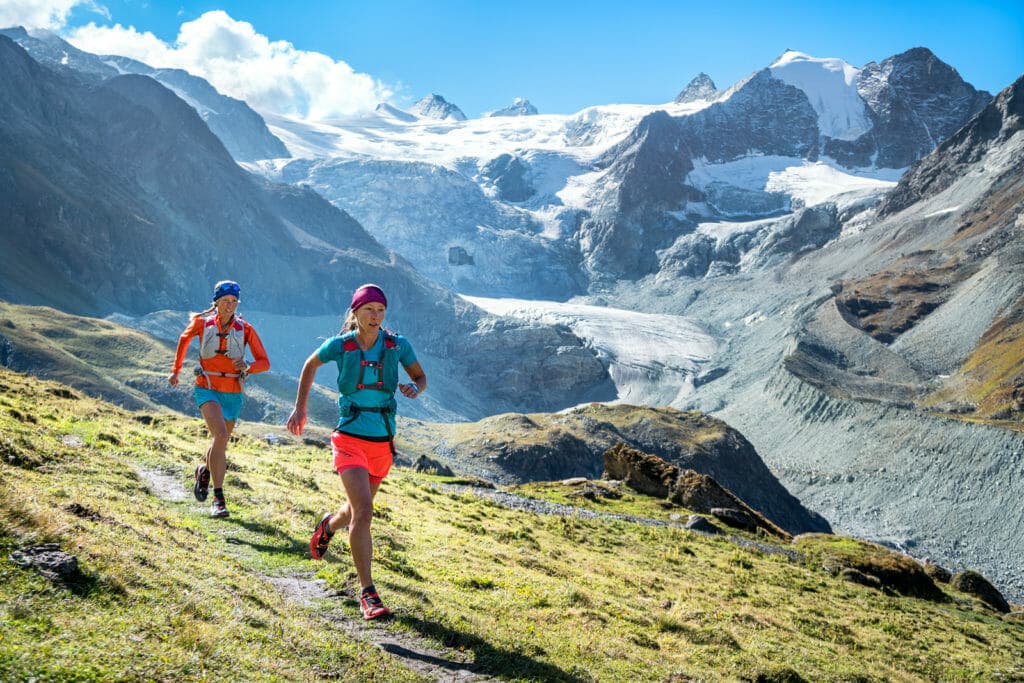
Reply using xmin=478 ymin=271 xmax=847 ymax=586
xmin=190 ymin=305 xmax=216 ymax=321
xmin=339 ymin=310 xmax=358 ymax=334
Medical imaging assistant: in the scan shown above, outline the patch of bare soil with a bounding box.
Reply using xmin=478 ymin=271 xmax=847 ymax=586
xmin=135 ymin=465 xmax=188 ymax=502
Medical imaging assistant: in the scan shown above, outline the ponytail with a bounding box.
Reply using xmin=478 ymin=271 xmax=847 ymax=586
xmin=338 ymin=310 xmax=357 ymax=334
xmin=190 ymin=305 xmax=216 ymax=321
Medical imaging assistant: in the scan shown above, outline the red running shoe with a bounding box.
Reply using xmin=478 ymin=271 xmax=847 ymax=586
xmin=310 ymin=513 xmax=334 ymax=560
xmin=359 ymin=589 xmax=391 ymax=620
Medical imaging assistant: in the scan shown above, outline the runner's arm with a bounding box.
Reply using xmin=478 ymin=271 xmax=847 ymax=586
xmin=242 ymin=324 xmax=271 ymax=374
xmin=168 ymin=318 xmax=202 ymax=385
xmin=400 ymin=361 xmax=427 ymax=398
xmin=286 ymin=352 xmax=325 ymax=435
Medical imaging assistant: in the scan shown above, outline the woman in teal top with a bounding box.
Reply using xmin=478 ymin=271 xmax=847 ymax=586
xmin=287 ymin=283 xmax=426 ymax=620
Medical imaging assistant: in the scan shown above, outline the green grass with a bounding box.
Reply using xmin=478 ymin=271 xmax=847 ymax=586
xmin=1 ymin=367 xmax=1023 ymax=681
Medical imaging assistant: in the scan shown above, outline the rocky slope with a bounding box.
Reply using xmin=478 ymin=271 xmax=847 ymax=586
xmin=602 ymin=73 xmax=1024 ymax=602
xmin=0 ymin=26 xmax=289 ymax=162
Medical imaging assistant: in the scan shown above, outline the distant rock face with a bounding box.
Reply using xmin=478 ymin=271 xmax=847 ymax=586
xmin=675 ymin=72 xmax=717 ymax=103
xmin=489 ymin=97 xmax=538 ymax=117
xmin=879 ymin=71 xmax=1023 ymax=217
xmin=0 ymin=27 xmax=289 ymax=163
xmin=575 ymin=50 xmax=989 ymax=283
xmin=410 ymin=93 xmax=467 ymax=121
xmin=479 ymin=153 xmax=535 ymax=202
xmin=827 ymin=47 xmax=991 ymax=169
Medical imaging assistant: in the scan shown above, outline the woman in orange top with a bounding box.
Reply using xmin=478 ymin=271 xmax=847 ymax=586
xmin=168 ymin=280 xmax=270 ymax=518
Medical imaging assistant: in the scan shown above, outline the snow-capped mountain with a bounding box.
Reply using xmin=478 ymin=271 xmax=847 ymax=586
xmin=489 ymin=97 xmax=538 ymax=117
xmin=409 ymin=93 xmax=467 ymax=121
xmin=254 ymin=48 xmax=990 ymax=293
xmin=674 ymin=72 xmax=717 ymax=103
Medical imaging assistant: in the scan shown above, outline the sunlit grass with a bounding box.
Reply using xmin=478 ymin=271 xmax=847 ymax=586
xmin=1 ymin=367 xmax=1022 ymax=681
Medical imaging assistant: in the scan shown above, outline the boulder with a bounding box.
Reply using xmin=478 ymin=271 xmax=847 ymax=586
xmin=412 ymin=455 xmax=455 ymax=477
xmin=710 ymin=507 xmax=757 ymax=532
xmin=922 ymin=560 xmax=953 ymax=583
xmin=10 ymin=544 xmax=81 ymax=583
xmin=684 ymin=514 xmax=721 ymax=535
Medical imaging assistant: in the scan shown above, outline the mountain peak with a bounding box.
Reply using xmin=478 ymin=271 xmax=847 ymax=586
xmin=488 ymin=97 xmax=538 ymax=117
xmin=410 ymin=93 xmax=467 ymax=121
xmin=0 ymin=25 xmax=29 ymax=40
xmin=674 ymin=73 xmax=717 ymax=103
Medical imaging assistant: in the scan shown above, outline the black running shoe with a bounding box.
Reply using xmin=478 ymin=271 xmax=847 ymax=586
xmin=193 ymin=464 xmax=210 ymax=501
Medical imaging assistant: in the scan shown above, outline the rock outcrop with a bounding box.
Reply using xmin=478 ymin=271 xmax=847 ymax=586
xmin=602 ymin=442 xmax=790 ymax=538
xmin=951 ymin=570 xmax=1011 ymax=613
xmin=401 ymin=404 xmax=831 ymax=535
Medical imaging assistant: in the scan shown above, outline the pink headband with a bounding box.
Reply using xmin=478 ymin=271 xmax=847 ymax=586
xmin=350 ymin=284 xmax=387 ymax=311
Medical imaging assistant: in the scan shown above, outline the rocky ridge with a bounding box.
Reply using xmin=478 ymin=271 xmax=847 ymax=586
xmin=0 ymin=27 xmax=289 ymax=162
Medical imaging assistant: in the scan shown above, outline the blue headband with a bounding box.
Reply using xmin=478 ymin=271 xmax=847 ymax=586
xmin=213 ymin=280 xmax=240 ymax=301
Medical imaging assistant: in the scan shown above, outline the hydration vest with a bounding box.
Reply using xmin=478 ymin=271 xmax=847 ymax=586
xmin=336 ymin=330 xmax=400 ymax=395
xmin=335 ymin=330 xmax=401 ymax=455
xmin=199 ymin=314 xmax=246 ymax=361
xmin=194 ymin=314 xmax=248 ymax=387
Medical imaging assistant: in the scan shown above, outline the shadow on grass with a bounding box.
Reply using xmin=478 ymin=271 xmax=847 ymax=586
xmin=224 ymin=534 xmax=310 ymax=557
xmin=378 ymin=642 xmax=476 ymax=675
xmin=219 ymin=517 xmax=310 ymax=557
xmin=395 ymin=614 xmax=587 ymax=682
xmin=220 ymin=516 xmax=293 ymax=539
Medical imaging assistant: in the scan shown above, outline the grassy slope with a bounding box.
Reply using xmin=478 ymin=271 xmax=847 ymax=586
xmin=1 ymin=367 xmax=1022 ymax=682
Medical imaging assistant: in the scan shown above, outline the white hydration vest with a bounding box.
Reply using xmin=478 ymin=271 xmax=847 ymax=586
xmin=199 ymin=314 xmax=246 ymax=361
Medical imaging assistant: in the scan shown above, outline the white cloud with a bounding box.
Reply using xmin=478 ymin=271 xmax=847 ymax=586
xmin=65 ymin=10 xmax=390 ymax=119
xmin=0 ymin=0 xmax=108 ymax=31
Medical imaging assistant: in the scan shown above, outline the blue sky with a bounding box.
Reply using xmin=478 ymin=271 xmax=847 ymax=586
xmin=8 ymin=0 xmax=1024 ymax=118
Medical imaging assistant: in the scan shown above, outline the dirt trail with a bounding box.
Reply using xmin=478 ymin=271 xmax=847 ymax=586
xmin=266 ymin=574 xmax=495 ymax=682
xmin=140 ymin=466 xmax=496 ymax=681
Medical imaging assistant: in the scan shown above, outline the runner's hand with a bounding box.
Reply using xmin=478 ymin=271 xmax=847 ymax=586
xmin=286 ymin=408 xmax=307 ymax=436
xmin=168 ymin=372 xmax=179 ymax=386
